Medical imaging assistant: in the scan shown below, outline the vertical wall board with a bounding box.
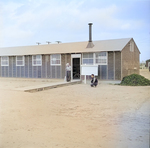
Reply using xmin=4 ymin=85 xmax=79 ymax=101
xmin=29 ymin=56 xmax=32 ymax=78
xmin=108 ymin=52 xmax=114 ymax=80
xmin=100 ymin=65 xmax=102 ymax=79
xmin=55 ymin=66 xmax=57 ymax=78
xmin=65 ymin=54 xmax=67 ymax=65
xmin=67 ymin=54 xmax=71 ymax=65
xmin=17 ymin=66 xmax=20 ymax=77
xmin=25 ymin=56 xmax=29 ymax=78
xmin=45 ymin=55 xmax=47 ymax=78
xmin=2 ymin=67 xmax=4 ymax=77
xmin=44 ymin=55 xmax=47 ymax=78
xmin=37 ymin=66 xmax=41 ymax=78
xmin=9 ymin=57 xmax=13 ymax=77
xmin=36 ymin=66 xmax=38 ymax=78
xmin=3 ymin=66 xmax=5 ymax=77
xmin=28 ymin=56 xmax=30 ymax=78
xmin=34 ymin=66 xmax=36 ymax=78
xmin=46 ymin=55 xmax=50 ymax=78
xmin=56 ymin=66 xmax=61 ymax=78
xmin=24 ymin=57 xmax=25 ymax=78
xmin=12 ymin=57 xmax=14 ymax=77
xmin=60 ymin=65 xmax=62 ymax=79
xmin=5 ymin=66 xmax=7 ymax=77
xmin=61 ymin=54 xmax=65 ymax=79
xmin=21 ymin=66 xmax=24 ymax=78
xmin=36 ymin=65 xmax=38 ymax=78
xmin=50 ymin=55 xmax=53 ymax=79
xmin=0 ymin=57 xmax=1 ymax=77
xmin=115 ymin=51 xmax=121 ymax=80
xmin=33 ymin=66 xmax=36 ymax=78
xmin=65 ymin=54 xmax=67 ymax=77
xmin=101 ymin=65 xmax=107 ymax=80
xmin=42 ymin=55 xmax=46 ymax=78
xmin=13 ymin=57 xmax=16 ymax=77
xmin=50 ymin=65 xmax=52 ymax=78
xmin=45 ymin=55 xmax=48 ymax=78
xmin=4 ymin=66 xmax=6 ymax=77
xmin=98 ymin=65 xmax=101 ymax=79
xmin=52 ymin=66 xmax=55 ymax=78
xmin=50 ymin=65 xmax=52 ymax=79
xmin=121 ymin=39 xmax=140 ymax=79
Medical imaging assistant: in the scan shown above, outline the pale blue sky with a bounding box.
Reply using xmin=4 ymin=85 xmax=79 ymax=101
xmin=0 ymin=0 xmax=150 ymax=62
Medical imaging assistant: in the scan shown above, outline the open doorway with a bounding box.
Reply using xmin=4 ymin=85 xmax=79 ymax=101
xmin=72 ymin=58 xmax=80 ymax=79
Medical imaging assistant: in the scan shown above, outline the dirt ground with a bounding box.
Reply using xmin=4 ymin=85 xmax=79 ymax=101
xmin=0 ymin=69 xmax=150 ymax=148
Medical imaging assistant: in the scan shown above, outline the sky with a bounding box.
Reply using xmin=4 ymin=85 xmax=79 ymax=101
xmin=0 ymin=0 xmax=150 ymax=62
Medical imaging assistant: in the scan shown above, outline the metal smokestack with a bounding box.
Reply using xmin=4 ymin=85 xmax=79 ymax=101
xmin=86 ymin=23 xmax=94 ymax=48
xmin=88 ymin=23 xmax=93 ymax=42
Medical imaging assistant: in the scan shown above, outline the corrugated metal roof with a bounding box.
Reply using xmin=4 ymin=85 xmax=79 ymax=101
xmin=0 ymin=38 xmax=132 ymax=56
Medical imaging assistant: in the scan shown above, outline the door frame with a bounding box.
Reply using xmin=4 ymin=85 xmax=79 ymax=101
xmin=71 ymin=54 xmax=81 ymax=80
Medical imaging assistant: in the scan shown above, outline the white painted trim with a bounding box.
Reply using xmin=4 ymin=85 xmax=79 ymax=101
xmin=32 ymin=55 xmax=42 ymax=66
xmin=16 ymin=56 xmax=25 ymax=66
xmin=50 ymin=54 xmax=61 ymax=66
xmin=93 ymin=53 xmax=96 ymax=65
xmin=82 ymin=53 xmax=94 ymax=65
xmin=82 ymin=52 xmax=108 ymax=66
xmin=71 ymin=54 xmax=81 ymax=58
xmin=71 ymin=54 xmax=81 ymax=80
xmin=1 ymin=56 xmax=9 ymax=66
xmin=95 ymin=52 xmax=108 ymax=65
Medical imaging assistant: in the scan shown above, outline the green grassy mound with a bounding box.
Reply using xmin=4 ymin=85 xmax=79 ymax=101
xmin=120 ymin=74 xmax=150 ymax=86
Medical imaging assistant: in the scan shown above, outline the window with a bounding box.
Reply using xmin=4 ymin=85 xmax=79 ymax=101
xmin=130 ymin=41 xmax=134 ymax=52
xmin=1 ymin=56 xmax=9 ymax=66
xmin=51 ymin=54 xmax=61 ymax=65
xmin=82 ymin=53 xmax=94 ymax=65
xmin=32 ymin=55 xmax=42 ymax=66
xmin=95 ymin=52 xmax=107 ymax=65
xmin=82 ymin=52 xmax=107 ymax=65
xmin=16 ymin=56 xmax=24 ymax=66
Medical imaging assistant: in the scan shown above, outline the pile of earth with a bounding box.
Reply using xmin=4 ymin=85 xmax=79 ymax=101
xmin=120 ymin=74 xmax=150 ymax=86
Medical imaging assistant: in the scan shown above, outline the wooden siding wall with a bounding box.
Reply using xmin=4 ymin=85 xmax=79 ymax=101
xmin=108 ymin=52 xmax=114 ymax=80
xmin=0 ymin=54 xmax=71 ymax=79
xmin=115 ymin=51 xmax=121 ymax=80
xmin=121 ymin=39 xmax=140 ymax=79
xmin=98 ymin=65 xmax=107 ymax=80
xmin=61 ymin=54 xmax=71 ymax=79
xmin=0 ymin=52 xmax=123 ymax=80
xmin=84 ymin=51 xmax=121 ymax=80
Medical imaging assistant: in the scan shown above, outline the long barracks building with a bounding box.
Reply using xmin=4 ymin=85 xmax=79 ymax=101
xmin=0 ymin=24 xmax=140 ymax=80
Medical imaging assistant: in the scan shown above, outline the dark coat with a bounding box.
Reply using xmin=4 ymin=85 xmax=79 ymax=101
xmin=91 ymin=77 xmax=98 ymax=84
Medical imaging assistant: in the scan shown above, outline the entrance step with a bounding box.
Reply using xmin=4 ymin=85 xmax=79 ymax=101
xmin=16 ymin=80 xmax=82 ymax=93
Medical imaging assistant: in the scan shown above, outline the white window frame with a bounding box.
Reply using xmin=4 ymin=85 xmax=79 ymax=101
xmin=82 ymin=53 xmax=94 ymax=65
xmin=1 ymin=56 xmax=9 ymax=66
xmin=50 ymin=54 xmax=61 ymax=66
xmin=32 ymin=55 xmax=42 ymax=66
xmin=95 ymin=52 xmax=108 ymax=65
xmin=82 ymin=52 xmax=108 ymax=65
xmin=16 ymin=56 xmax=25 ymax=66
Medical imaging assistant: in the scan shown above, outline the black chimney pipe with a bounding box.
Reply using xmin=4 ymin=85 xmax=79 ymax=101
xmin=88 ymin=23 xmax=93 ymax=42
xmin=86 ymin=23 xmax=94 ymax=48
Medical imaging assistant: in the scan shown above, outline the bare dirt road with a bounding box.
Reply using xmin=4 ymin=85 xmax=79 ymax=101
xmin=0 ymin=69 xmax=150 ymax=148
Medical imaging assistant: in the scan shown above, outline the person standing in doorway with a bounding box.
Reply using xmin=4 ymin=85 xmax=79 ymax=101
xmin=66 ymin=63 xmax=71 ymax=82
xmin=91 ymin=74 xmax=98 ymax=87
